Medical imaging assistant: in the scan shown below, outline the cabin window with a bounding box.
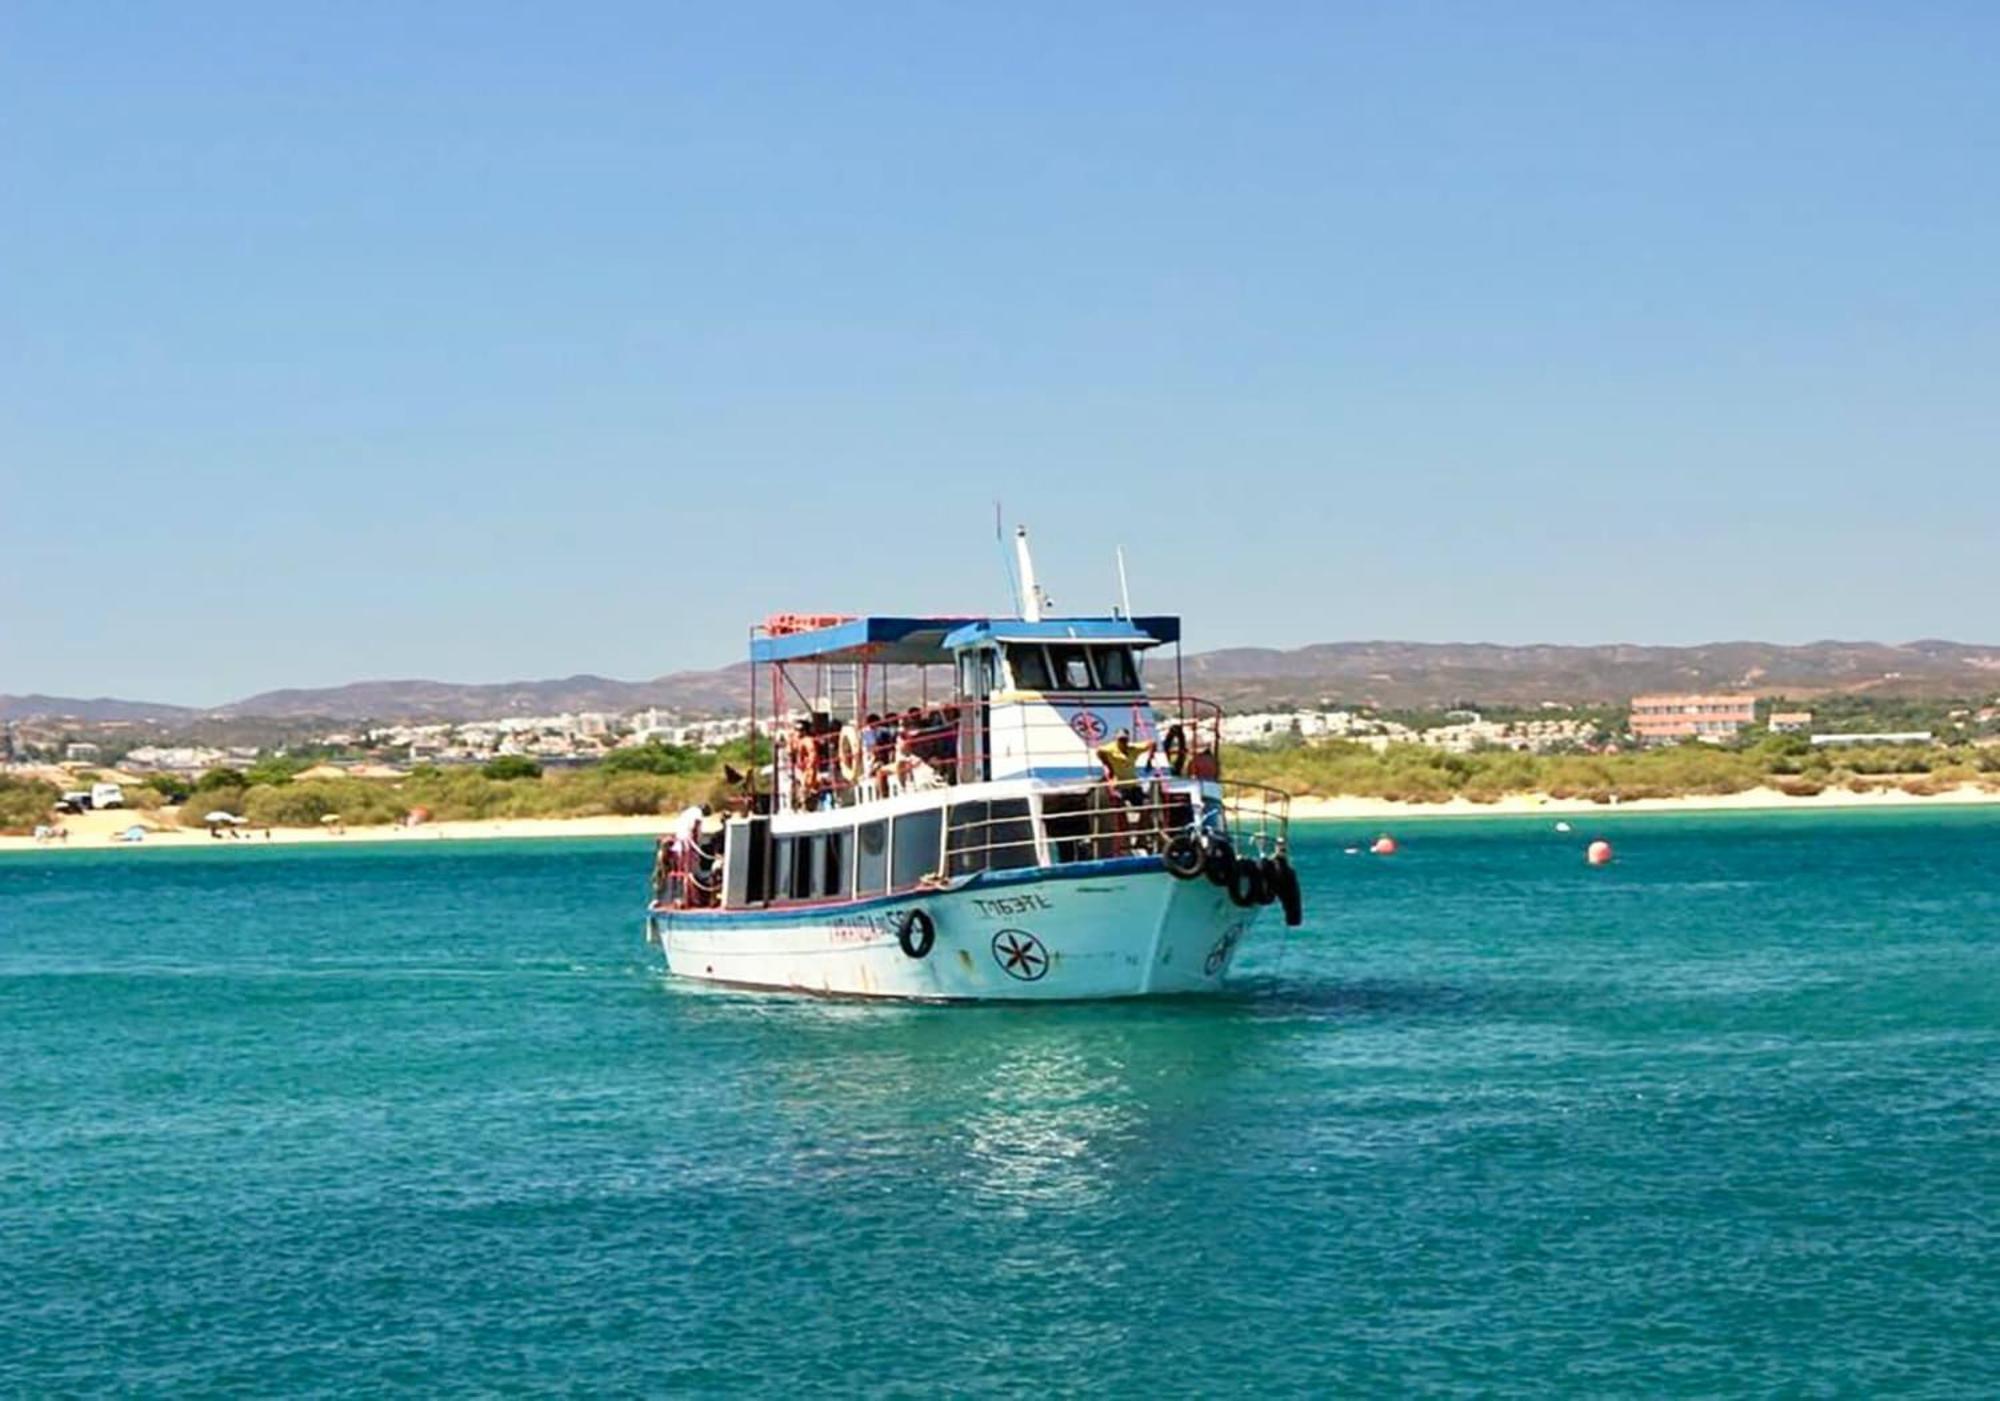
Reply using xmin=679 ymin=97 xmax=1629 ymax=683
xmin=724 ymin=818 xmax=769 ymax=906
xmin=1047 ymin=645 xmax=1094 ymax=691
xmin=1040 ymin=792 xmax=1098 ymax=864
xmin=856 ymin=820 xmax=888 ymax=896
xmin=817 ymin=829 xmax=847 ymax=899
xmin=1006 ymin=644 xmax=1053 ymax=691
xmin=946 ymin=800 xmax=987 ymax=877
xmin=986 ymin=798 xmax=1036 ymax=870
xmin=790 ymin=836 xmax=814 ymax=900
xmin=891 ymin=808 xmax=943 ymax=889
xmin=947 ymin=798 xmax=1037 ymax=874
xmin=771 ymin=837 xmax=795 ymax=903
xmin=1093 ymin=646 xmax=1139 ymax=691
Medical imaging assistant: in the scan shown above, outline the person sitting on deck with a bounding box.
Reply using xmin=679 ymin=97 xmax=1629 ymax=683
xmin=893 ymin=709 xmax=922 ymax=793
xmin=865 ymin=713 xmax=895 ymax=798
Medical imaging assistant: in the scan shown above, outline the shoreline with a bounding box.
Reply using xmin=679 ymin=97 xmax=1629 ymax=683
xmin=1285 ymin=782 xmax=2000 ymax=822
xmin=6 ymin=783 xmax=2000 ymax=854
xmin=0 ymin=812 xmax=675 ymax=854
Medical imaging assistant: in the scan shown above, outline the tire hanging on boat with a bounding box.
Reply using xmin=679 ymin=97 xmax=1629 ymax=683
xmin=1201 ymin=833 xmax=1236 ymax=888
xmin=1228 ymin=856 xmax=1264 ymax=909
xmin=1257 ymin=856 xmax=1284 ymax=907
xmin=1163 ymin=831 xmax=1204 ymax=879
xmin=1270 ymin=855 xmax=1304 ymax=928
xmin=896 ymin=908 xmax=936 ymax=959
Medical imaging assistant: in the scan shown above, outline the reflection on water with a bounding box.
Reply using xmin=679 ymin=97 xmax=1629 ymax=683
xmin=961 ymin=1039 xmax=1134 ymax=1212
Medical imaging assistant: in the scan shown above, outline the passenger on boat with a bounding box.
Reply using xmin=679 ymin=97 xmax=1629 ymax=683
xmin=812 ymin=715 xmax=841 ymax=810
xmin=864 ymin=713 xmax=895 ymax=798
xmin=1187 ymin=740 xmax=1220 ymax=780
xmin=1094 ymin=730 xmax=1158 ymax=810
xmin=789 ymin=719 xmax=819 ymax=811
xmin=1162 ymin=724 xmax=1190 ymax=777
xmin=940 ymin=703 xmax=962 ymax=780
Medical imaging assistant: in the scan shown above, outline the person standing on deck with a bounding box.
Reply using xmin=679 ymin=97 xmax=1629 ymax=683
xmin=1094 ymin=730 xmax=1158 ymax=808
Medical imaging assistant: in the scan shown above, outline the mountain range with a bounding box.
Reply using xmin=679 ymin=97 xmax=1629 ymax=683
xmin=8 ymin=639 xmax=2000 ymax=725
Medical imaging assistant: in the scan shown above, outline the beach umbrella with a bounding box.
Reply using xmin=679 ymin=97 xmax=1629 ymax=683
xmin=202 ymin=810 xmax=237 ymax=824
xmin=319 ymin=813 xmax=342 ymax=824
xmin=119 ymin=825 xmax=147 ymax=843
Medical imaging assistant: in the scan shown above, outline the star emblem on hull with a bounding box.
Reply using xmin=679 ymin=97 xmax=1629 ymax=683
xmin=1204 ymin=924 xmax=1243 ymax=976
xmin=991 ymin=929 xmax=1050 ymax=981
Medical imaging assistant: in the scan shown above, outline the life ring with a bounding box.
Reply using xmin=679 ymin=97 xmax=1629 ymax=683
xmin=837 ymin=725 xmax=861 ymax=784
xmin=1163 ymin=831 xmax=1204 ymax=879
xmin=896 ymin=908 xmax=936 ymax=959
xmin=1228 ymin=856 xmax=1264 ymax=908
xmin=1270 ymin=856 xmax=1303 ymax=928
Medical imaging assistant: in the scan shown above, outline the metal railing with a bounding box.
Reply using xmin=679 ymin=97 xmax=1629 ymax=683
xmin=937 ymin=775 xmax=1291 ymax=874
xmin=775 ymin=694 xmax=1235 ymax=813
xmin=651 ymin=775 xmax=1291 ymax=912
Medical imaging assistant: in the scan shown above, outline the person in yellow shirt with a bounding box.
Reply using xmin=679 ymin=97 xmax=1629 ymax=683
xmin=1094 ymin=729 xmax=1160 ymax=853
xmin=1095 ymin=729 xmax=1156 ymax=797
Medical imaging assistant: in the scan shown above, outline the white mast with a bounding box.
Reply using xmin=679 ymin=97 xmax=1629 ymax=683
xmin=1014 ymin=525 xmax=1046 ymax=622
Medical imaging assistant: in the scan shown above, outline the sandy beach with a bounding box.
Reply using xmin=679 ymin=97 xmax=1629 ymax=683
xmin=1285 ymin=783 xmax=2000 ymax=822
xmin=0 ymin=809 xmax=677 ymax=853
xmin=7 ymin=783 xmax=1999 ymax=854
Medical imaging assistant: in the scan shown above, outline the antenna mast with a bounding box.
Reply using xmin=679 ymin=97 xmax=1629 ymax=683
xmin=1013 ymin=526 xmax=1046 ymax=622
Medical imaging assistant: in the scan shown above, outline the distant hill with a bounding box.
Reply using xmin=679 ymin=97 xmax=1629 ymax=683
xmin=0 ymin=694 xmax=199 ymax=723
xmin=1183 ymin=639 xmax=2000 ymax=709
xmin=10 ymin=640 xmax=1999 ymax=725
xmin=213 ymin=667 xmax=749 ymax=721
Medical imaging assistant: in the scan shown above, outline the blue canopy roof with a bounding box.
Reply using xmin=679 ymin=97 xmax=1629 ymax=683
xmin=750 ymin=615 xmax=1180 ymax=666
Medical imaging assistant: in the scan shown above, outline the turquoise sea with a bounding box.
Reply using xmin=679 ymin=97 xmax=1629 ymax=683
xmin=3 ymin=809 xmax=1997 ymax=1396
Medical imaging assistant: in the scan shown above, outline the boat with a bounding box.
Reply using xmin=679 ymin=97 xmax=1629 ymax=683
xmin=643 ymin=529 xmax=1303 ymax=1000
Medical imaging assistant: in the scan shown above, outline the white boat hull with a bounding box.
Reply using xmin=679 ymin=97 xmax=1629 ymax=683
xmin=648 ymin=860 xmax=1261 ymax=1001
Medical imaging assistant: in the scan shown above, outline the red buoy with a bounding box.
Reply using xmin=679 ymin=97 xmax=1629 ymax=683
xmin=1371 ymin=835 xmax=1398 ymax=856
xmin=1586 ymin=839 xmax=1613 ymax=867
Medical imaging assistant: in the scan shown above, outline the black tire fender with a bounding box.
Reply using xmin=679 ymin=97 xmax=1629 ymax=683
xmin=1271 ymin=856 xmax=1303 ymax=928
xmin=896 ymin=908 xmax=936 ymax=960
xmin=1201 ymin=834 xmax=1236 ymax=888
xmin=1257 ymin=856 xmax=1284 ymax=907
xmin=1163 ymin=831 xmax=1204 ymax=879
xmin=1228 ymin=857 xmax=1264 ymax=909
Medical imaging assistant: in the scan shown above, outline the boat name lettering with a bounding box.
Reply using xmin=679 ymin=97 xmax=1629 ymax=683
xmin=973 ymin=893 xmax=1054 ymax=919
xmin=828 ymin=913 xmax=891 ymax=942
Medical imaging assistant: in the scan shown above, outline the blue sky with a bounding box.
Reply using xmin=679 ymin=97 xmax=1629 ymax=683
xmin=4 ymin=3 xmax=1996 ymax=704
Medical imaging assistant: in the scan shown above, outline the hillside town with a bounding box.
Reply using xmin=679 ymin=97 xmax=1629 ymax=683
xmin=9 ymin=689 xmax=1999 ymax=785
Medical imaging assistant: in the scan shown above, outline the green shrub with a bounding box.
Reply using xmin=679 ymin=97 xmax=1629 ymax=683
xmin=0 ymin=776 xmax=58 ymax=831
xmin=146 ymin=774 xmax=194 ymax=803
xmin=195 ymin=767 xmax=247 ymax=792
xmin=244 ymin=757 xmax=305 ymax=787
xmin=601 ymin=741 xmax=706 ymax=776
xmin=602 ymin=775 xmax=674 ymax=816
xmin=481 ymin=755 xmax=544 ymax=781
xmin=179 ymin=788 xmax=246 ymax=826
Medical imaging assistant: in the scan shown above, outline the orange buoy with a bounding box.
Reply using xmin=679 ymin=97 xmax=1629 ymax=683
xmin=1370 ymin=835 xmax=1398 ymax=856
xmin=1586 ymin=839 xmax=1613 ymax=866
